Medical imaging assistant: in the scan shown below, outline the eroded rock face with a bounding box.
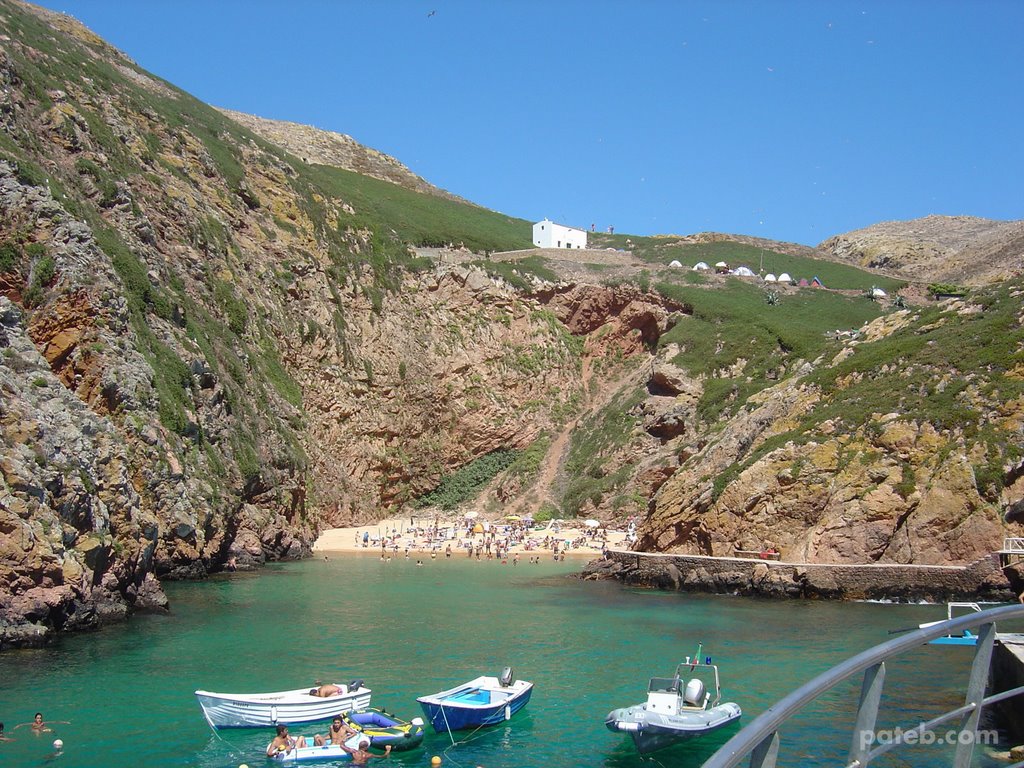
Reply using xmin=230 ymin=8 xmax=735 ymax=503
xmin=638 ymin=368 xmax=1018 ymax=567
xmin=0 ymin=298 xmax=165 ymax=648
xmin=818 ymin=215 xmax=1024 ymax=286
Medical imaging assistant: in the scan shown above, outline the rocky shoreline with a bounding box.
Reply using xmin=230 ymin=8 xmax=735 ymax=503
xmin=581 ymin=549 xmax=1019 ymax=603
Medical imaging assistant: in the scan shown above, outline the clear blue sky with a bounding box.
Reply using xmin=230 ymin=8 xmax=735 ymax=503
xmin=30 ymin=0 xmax=1024 ymax=246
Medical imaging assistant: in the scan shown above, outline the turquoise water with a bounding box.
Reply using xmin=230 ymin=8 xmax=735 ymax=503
xmin=0 ymin=555 xmax=1013 ymax=768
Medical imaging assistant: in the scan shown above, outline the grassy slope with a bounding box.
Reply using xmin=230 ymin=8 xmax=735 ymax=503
xmin=592 ymin=234 xmax=906 ymax=292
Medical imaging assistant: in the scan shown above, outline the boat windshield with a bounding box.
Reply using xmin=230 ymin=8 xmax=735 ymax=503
xmin=647 ymin=677 xmax=681 ymax=694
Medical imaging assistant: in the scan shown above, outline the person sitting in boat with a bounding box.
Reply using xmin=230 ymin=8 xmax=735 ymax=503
xmin=341 ymin=739 xmax=391 ymax=765
xmin=266 ymin=725 xmax=306 ymax=756
xmin=309 ymin=683 xmax=344 ymax=697
xmin=314 ymin=716 xmax=358 ymax=746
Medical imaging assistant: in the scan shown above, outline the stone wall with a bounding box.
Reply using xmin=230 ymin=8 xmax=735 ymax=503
xmin=582 ymin=550 xmax=1014 ymax=602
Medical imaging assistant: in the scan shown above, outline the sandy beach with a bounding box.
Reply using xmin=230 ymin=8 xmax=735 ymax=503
xmin=313 ymin=515 xmax=630 ymax=558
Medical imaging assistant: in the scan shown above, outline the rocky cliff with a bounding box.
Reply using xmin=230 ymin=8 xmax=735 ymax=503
xmin=818 ymin=215 xmax=1024 ymax=286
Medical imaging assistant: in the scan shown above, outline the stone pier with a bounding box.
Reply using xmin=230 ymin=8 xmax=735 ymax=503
xmin=992 ymin=635 xmax=1024 ymax=744
xmin=582 ymin=550 xmax=1014 ymax=602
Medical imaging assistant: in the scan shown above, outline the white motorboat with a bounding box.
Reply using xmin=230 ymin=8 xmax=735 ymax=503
xmin=606 ymin=648 xmax=741 ymax=754
xmin=195 ymin=680 xmax=371 ymax=728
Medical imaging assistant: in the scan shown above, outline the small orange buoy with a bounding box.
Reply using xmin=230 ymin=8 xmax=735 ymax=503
xmin=431 ymin=757 xmax=442 ymax=766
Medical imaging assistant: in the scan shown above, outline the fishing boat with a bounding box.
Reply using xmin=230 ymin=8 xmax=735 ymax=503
xmin=194 ymin=680 xmax=371 ymax=728
xmin=341 ymin=708 xmax=425 ymax=750
xmin=605 ymin=648 xmax=742 ymax=754
xmin=921 ymin=602 xmax=983 ymax=646
xmin=416 ymin=667 xmax=533 ymax=732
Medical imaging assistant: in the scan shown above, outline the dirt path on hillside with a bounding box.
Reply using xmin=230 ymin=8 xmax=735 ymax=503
xmin=506 ymin=354 xmax=649 ymax=518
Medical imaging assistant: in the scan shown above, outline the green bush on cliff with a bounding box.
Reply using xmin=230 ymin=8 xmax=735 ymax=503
xmin=415 ymin=449 xmax=518 ymax=510
xmin=0 ymin=241 xmax=20 ymax=272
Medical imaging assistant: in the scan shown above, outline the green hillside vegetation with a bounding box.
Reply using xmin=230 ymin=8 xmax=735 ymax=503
xmin=713 ymin=279 xmax=1024 ymax=501
xmin=590 ymin=233 xmax=904 ymax=292
xmin=655 ymin=276 xmax=884 ymax=421
xmin=303 ymin=165 xmax=531 ymax=253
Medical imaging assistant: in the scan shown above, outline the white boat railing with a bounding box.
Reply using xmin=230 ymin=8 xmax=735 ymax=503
xmin=703 ymin=604 xmax=1024 ymax=768
xmin=1003 ymin=537 xmax=1024 ymax=553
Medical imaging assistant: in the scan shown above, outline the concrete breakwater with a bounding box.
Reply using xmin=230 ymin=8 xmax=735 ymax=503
xmin=992 ymin=636 xmax=1024 ymax=744
xmin=582 ymin=549 xmax=1015 ymax=602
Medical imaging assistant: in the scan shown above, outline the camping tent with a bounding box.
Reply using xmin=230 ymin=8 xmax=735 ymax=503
xmin=764 ymin=273 xmax=777 ymax=283
xmin=777 ymin=272 xmax=793 ymax=284
xmin=872 ymin=287 xmax=887 ymax=298
xmin=669 ymin=259 xmax=682 ymax=268
xmin=693 ymin=261 xmax=709 ymax=271
xmin=734 ymin=266 xmax=755 ymax=277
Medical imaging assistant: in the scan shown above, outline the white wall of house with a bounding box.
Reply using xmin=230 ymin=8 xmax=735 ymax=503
xmin=533 ymin=219 xmax=587 ymax=249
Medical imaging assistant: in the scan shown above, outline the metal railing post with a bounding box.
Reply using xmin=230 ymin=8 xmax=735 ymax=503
xmin=749 ymin=731 xmax=779 ymax=768
xmin=847 ymin=661 xmax=886 ymax=767
xmin=952 ymin=621 xmax=996 ymax=768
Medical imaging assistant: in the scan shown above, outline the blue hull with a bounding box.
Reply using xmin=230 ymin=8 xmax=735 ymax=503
xmin=418 ymin=684 xmax=532 ymax=732
xmin=929 ymin=634 xmax=977 ymax=646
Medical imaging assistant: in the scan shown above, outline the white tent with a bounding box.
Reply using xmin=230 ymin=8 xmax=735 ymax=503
xmin=669 ymin=260 xmax=682 ymax=268
xmin=715 ymin=261 xmax=728 ymax=268
xmin=764 ymin=273 xmax=777 ymax=283
xmin=872 ymin=287 xmax=887 ymax=298
xmin=692 ymin=261 xmax=709 ymax=271
xmin=734 ymin=266 xmax=755 ymax=277
xmin=777 ymin=272 xmax=793 ymax=284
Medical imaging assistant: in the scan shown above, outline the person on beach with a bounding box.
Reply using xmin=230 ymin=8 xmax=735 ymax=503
xmin=341 ymin=739 xmax=390 ymax=764
xmin=314 ymin=716 xmax=358 ymax=746
xmin=266 ymin=725 xmax=306 ymax=756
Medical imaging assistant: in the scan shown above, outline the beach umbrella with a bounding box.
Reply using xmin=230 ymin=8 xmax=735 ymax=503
xmin=472 ymin=523 xmax=484 ymax=534
xmin=464 ymin=511 xmax=479 ymax=519
xmin=584 ymin=519 xmax=601 ymax=528
xmin=505 ymin=514 xmax=521 ymax=521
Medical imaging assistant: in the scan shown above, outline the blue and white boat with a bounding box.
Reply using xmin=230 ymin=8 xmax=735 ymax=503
xmin=921 ymin=602 xmax=983 ymax=646
xmin=416 ymin=668 xmax=533 ymax=732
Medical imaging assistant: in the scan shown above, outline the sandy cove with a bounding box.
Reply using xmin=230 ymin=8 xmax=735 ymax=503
xmin=313 ymin=516 xmax=630 ymax=558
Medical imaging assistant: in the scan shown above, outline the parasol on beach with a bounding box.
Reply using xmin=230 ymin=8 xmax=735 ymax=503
xmin=584 ymin=519 xmax=601 ymax=528
xmin=464 ymin=511 xmax=479 ymax=519
xmin=505 ymin=514 xmax=522 ymax=521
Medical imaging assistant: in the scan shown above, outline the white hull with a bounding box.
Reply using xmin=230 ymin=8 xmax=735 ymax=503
xmin=195 ymin=685 xmax=372 ymax=728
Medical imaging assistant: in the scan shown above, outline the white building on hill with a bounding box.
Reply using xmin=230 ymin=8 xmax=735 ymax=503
xmin=533 ymin=219 xmax=587 ymax=249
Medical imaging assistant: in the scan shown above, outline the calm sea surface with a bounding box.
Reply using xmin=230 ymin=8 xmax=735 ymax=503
xmin=0 ymin=555 xmax=1012 ymax=768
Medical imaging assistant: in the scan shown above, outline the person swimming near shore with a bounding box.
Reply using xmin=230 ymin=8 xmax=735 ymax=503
xmin=341 ymin=739 xmax=390 ymax=765
xmin=15 ymin=714 xmax=69 ymax=734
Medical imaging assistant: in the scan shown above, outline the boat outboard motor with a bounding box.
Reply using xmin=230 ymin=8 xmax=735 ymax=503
xmin=348 ymin=679 xmax=365 ymax=691
xmin=499 ymin=667 xmax=515 ymax=687
xmin=683 ymin=678 xmax=706 ymax=707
